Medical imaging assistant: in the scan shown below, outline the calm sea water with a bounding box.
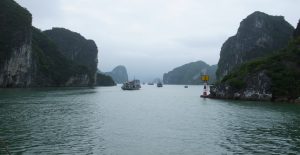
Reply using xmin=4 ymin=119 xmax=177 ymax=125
xmin=1 ymin=85 xmax=300 ymax=154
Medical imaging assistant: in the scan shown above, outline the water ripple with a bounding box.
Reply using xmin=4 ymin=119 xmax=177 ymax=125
xmin=1 ymin=86 xmax=300 ymax=154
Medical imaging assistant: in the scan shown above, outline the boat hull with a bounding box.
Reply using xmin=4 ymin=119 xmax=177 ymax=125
xmin=121 ymin=87 xmax=140 ymax=90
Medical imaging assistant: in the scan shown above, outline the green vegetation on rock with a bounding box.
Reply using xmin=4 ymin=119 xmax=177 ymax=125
xmin=32 ymin=27 xmax=92 ymax=86
xmin=96 ymin=73 xmax=116 ymax=86
xmin=221 ymin=36 xmax=300 ymax=101
xmin=44 ymin=28 xmax=98 ymax=85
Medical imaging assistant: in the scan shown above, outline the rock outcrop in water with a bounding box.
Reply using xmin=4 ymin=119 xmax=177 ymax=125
xmin=209 ymin=20 xmax=300 ymax=102
xmin=216 ymin=11 xmax=294 ymax=80
xmin=0 ymin=0 xmax=102 ymax=87
xmin=163 ymin=61 xmax=217 ymax=85
xmin=105 ymin=65 xmax=128 ymax=84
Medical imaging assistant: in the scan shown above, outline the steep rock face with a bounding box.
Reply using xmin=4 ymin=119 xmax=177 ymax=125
xmin=31 ymin=28 xmax=93 ymax=87
xmin=163 ymin=61 xmax=217 ymax=85
xmin=216 ymin=11 xmax=294 ymax=80
xmin=44 ymin=28 xmax=98 ymax=85
xmin=0 ymin=0 xmax=33 ymax=87
xmin=105 ymin=65 xmax=128 ymax=84
xmin=210 ymin=24 xmax=300 ymax=102
xmin=65 ymin=75 xmax=89 ymax=86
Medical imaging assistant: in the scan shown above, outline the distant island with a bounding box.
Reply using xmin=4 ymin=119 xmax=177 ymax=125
xmin=163 ymin=61 xmax=217 ymax=85
xmin=105 ymin=65 xmax=129 ymax=84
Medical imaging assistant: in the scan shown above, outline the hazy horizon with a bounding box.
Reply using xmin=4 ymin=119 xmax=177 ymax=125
xmin=16 ymin=0 xmax=300 ymax=82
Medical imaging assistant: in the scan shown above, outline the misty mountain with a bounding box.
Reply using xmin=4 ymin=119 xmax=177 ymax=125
xmin=105 ymin=65 xmax=128 ymax=84
xmin=163 ymin=61 xmax=217 ymax=85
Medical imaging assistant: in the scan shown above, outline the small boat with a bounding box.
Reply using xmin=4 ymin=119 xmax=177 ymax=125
xmin=121 ymin=80 xmax=141 ymax=90
xmin=184 ymin=85 xmax=188 ymax=88
xmin=157 ymin=82 xmax=163 ymax=87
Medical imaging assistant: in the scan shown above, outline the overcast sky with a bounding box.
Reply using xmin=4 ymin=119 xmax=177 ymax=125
xmin=16 ymin=0 xmax=300 ymax=81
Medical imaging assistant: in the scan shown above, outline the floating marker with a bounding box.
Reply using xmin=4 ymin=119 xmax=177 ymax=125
xmin=200 ymin=75 xmax=209 ymax=98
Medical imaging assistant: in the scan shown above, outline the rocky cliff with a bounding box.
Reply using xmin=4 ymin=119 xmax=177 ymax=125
xmin=210 ymin=21 xmax=300 ymax=102
xmin=216 ymin=11 xmax=294 ymax=80
xmin=163 ymin=61 xmax=217 ymax=85
xmin=105 ymin=65 xmax=128 ymax=84
xmin=0 ymin=0 xmax=100 ymax=87
xmin=44 ymin=28 xmax=98 ymax=85
xmin=0 ymin=0 xmax=33 ymax=87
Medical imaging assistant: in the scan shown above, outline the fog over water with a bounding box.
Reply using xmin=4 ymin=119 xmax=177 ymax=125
xmin=16 ymin=0 xmax=300 ymax=81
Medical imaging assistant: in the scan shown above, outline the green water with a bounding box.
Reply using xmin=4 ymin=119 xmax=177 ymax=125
xmin=0 ymin=85 xmax=300 ymax=154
